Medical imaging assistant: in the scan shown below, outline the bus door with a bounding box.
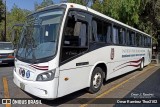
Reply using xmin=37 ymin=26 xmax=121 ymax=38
xmin=58 ymin=10 xmax=92 ymax=97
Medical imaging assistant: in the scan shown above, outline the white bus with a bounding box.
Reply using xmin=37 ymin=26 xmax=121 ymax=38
xmin=13 ymin=3 xmax=152 ymax=99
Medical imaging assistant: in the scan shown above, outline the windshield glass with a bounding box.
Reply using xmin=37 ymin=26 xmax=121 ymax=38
xmin=0 ymin=43 xmax=13 ymax=50
xmin=16 ymin=9 xmax=64 ymax=63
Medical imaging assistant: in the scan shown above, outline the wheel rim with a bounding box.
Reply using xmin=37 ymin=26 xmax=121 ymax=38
xmin=93 ymin=72 xmax=102 ymax=88
xmin=141 ymin=60 xmax=143 ymax=68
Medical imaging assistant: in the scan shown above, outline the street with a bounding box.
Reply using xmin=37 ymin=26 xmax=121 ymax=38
xmin=0 ymin=64 xmax=160 ymax=107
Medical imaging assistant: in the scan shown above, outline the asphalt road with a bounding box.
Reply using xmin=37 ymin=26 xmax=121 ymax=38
xmin=0 ymin=63 xmax=160 ymax=107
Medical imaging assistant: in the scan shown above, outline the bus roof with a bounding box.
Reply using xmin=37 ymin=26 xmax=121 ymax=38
xmin=36 ymin=3 xmax=151 ymax=37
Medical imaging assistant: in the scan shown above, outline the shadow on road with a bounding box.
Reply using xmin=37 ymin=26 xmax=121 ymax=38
xmin=24 ymin=69 xmax=142 ymax=106
xmin=103 ymin=68 xmax=140 ymax=85
xmin=24 ymin=88 xmax=87 ymax=106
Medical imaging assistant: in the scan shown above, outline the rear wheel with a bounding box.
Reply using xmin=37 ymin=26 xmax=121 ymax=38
xmin=139 ymin=59 xmax=144 ymax=71
xmin=88 ymin=67 xmax=104 ymax=94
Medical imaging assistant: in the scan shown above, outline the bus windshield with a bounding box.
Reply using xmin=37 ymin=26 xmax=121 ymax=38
xmin=16 ymin=9 xmax=64 ymax=63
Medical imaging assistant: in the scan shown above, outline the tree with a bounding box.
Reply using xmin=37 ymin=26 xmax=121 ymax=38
xmin=138 ymin=0 xmax=160 ymax=42
xmin=35 ymin=0 xmax=54 ymax=10
xmin=0 ymin=0 xmax=4 ymax=23
xmin=92 ymin=0 xmax=141 ymax=28
xmin=0 ymin=0 xmax=5 ymax=41
xmin=0 ymin=4 xmax=31 ymax=42
xmin=68 ymin=0 xmax=90 ymax=6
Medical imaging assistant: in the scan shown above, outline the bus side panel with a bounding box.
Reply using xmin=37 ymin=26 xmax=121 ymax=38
xmin=57 ymin=47 xmax=109 ymax=97
xmin=107 ymin=46 xmax=147 ymax=80
xmin=58 ymin=66 xmax=92 ymax=97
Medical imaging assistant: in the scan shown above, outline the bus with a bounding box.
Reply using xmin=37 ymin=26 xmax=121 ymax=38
xmin=13 ymin=3 xmax=152 ymax=99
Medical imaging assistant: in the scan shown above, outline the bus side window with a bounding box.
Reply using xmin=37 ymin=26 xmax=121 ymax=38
xmin=147 ymin=37 xmax=151 ymax=47
xmin=122 ymin=29 xmax=126 ymax=45
xmin=92 ymin=19 xmax=104 ymax=42
xmin=106 ymin=25 xmax=112 ymax=43
xmin=141 ymin=35 xmax=144 ymax=47
xmin=128 ymin=30 xmax=135 ymax=46
xmin=63 ymin=17 xmax=88 ymax=47
xmin=139 ymin=34 xmax=142 ymax=47
xmin=126 ymin=31 xmax=130 ymax=45
xmin=136 ymin=33 xmax=140 ymax=47
xmin=113 ymin=27 xmax=119 ymax=44
xmin=131 ymin=32 xmax=135 ymax=46
xmin=92 ymin=20 xmax=98 ymax=42
xmin=119 ymin=28 xmax=125 ymax=45
xmin=92 ymin=18 xmax=111 ymax=43
xmin=61 ymin=12 xmax=88 ymax=62
xmin=144 ymin=36 xmax=147 ymax=47
xmin=113 ymin=26 xmax=125 ymax=45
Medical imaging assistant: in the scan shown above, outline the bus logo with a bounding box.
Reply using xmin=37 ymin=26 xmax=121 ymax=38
xmin=110 ymin=48 xmax=114 ymax=60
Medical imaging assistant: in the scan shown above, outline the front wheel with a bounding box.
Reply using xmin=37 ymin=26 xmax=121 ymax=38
xmin=88 ymin=67 xmax=104 ymax=94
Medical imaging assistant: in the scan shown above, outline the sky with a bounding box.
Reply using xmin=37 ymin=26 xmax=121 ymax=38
xmin=6 ymin=0 xmax=61 ymax=11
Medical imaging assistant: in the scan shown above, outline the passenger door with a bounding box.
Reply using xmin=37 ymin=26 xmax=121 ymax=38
xmin=58 ymin=10 xmax=92 ymax=97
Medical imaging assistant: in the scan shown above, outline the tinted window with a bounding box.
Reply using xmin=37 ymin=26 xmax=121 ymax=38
xmin=113 ymin=26 xmax=125 ymax=45
xmin=92 ymin=18 xmax=111 ymax=43
xmin=113 ymin=27 xmax=119 ymax=44
xmin=61 ymin=11 xmax=88 ymax=62
xmin=127 ymin=30 xmax=135 ymax=46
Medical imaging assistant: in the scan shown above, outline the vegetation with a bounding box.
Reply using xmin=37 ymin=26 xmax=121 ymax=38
xmin=0 ymin=0 xmax=4 ymax=23
xmin=0 ymin=0 xmax=159 ymax=44
xmin=34 ymin=0 xmax=54 ymax=10
xmin=0 ymin=0 xmax=4 ymax=41
xmin=0 ymin=4 xmax=31 ymax=43
xmin=69 ymin=0 xmax=160 ymax=43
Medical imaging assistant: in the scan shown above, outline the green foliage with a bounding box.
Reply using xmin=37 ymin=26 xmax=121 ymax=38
xmin=138 ymin=0 xmax=160 ymax=42
xmin=0 ymin=4 xmax=31 ymax=42
xmin=0 ymin=0 xmax=4 ymax=23
xmin=91 ymin=0 xmax=103 ymax=13
xmin=7 ymin=4 xmax=31 ymax=43
xmin=68 ymin=0 xmax=89 ymax=6
xmin=35 ymin=0 xmax=54 ymax=10
xmin=92 ymin=0 xmax=141 ymax=27
xmin=67 ymin=0 xmax=160 ymax=43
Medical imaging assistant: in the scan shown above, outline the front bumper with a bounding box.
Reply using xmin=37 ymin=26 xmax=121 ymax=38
xmin=13 ymin=70 xmax=58 ymax=99
xmin=0 ymin=58 xmax=14 ymax=63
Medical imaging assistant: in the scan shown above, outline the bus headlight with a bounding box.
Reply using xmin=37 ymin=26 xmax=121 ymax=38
xmin=36 ymin=69 xmax=55 ymax=81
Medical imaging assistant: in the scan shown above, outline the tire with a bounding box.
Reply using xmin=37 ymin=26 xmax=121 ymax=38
xmin=88 ymin=67 xmax=104 ymax=94
xmin=139 ymin=59 xmax=144 ymax=71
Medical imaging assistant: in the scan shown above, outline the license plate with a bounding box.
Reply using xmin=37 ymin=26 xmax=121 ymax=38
xmin=20 ymin=82 xmax=25 ymax=90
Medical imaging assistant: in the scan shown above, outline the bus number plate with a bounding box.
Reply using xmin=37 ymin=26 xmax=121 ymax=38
xmin=20 ymin=82 xmax=25 ymax=90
